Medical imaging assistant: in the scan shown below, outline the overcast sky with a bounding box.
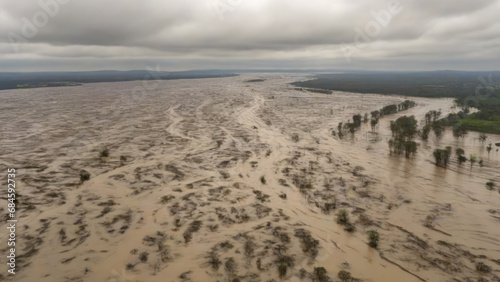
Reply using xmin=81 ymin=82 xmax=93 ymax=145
xmin=1 ymin=0 xmax=499 ymax=72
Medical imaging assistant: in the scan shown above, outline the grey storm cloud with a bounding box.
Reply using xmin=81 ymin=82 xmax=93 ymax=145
xmin=0 ymin=0 xmax=499 ymax=71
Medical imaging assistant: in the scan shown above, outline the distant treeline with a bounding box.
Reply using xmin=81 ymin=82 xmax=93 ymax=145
xmin=446 ymin=89 xmax=500 ymax=134
xmin=295 ymin=70 xmax=500 ymax=134
xmin=0 ymin=70 xmax=238 ymax=91
xmin=293 ymin=71 xmax=500 ymax=98
xmin=16 ymin=81 xmax=82 ymax=89
xmin=246 ymin=79 xmax=266 ymax=83
xmin=294 ymin=87 xmax=332 ymax=94
xmin=380 ymin=100 xmax=416 ymax=115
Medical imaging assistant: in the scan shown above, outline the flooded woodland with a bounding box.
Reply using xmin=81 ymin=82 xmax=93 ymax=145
xmin=0 ymin=74 xmax=499 ymax=281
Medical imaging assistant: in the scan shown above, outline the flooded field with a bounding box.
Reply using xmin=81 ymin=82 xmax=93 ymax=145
xmin=0 ymin=74 xmax=499 ymax=281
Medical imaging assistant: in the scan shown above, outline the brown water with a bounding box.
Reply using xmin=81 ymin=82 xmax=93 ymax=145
xmin=0 ymin=74 xmax=498 ymax=281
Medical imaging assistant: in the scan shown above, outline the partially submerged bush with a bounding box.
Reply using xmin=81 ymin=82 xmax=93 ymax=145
xmin=46 ymin=192 xmax=59 ymax=198
xmin=338 ymin=270 xmax=352 ymax=282
xmin=313 ymin=267 xmax=329 ymax=282
xmin=292 ymin=174 xmax=313 ymax=192
xmin=433 ymin=148 xmax=452 ymax=168
xmin=80 ymin=172 xmax=90 ymax=182
xmin=244 ymin=240 xmax=256 ymax=257
xmin=260 ymin=176 xmax=266 ymax=185
xmin=275 ymin=255 xmax=294 ymax=267
xmin=160 ymin=195 xmax=175 ymax=204
xmin=100 ymin=149 xmax=110 ymax=158
xmin=273 ymin=230 xmax=290 ymax=243
xmin=183 ymin=220 xmax=202 ymax=243
xmin=476 ymin=262 xmax=491 ymax=273
xmin=486 ymin=182 xmax=495 ymax=190
xmin=295 ymin=229 xmax=319 ymax=257
xmin=139 ymin=252 xmax=149 ymax=262
xmin=367 ymin=230 xmax=380 ymax=248
xmin=183 ymin=231 xmax=192 ymax=243
xmin=224 ymin=257 xmax=237 ymax=273
xmin=336 ymin=209 xmax=349 ymax=225
xmin=344 ymin=223 xmax=355 ymax=233
xmin=206 ymin=250 xmax=221 ymax=270
xmin=220 ymin=240 xmax=234 ymax=249
xmin=278 ymin=264 xmax=287 ymax=278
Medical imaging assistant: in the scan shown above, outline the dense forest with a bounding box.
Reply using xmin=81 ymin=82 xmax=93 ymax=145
xmin=295 ymin=71 xmax=500 ymax=134
xmin=293 ymin=71 xmax=500 ymax=98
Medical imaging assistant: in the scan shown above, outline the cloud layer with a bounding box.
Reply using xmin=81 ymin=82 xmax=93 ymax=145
xmin=1 ymin=0 xmax=499 ymax=71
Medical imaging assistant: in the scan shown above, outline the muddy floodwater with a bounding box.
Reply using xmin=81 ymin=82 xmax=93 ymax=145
xmin=0 ymin=74 xmax=499 ymax=281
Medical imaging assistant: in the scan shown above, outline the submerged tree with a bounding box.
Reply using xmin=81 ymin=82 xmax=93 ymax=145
xmin=337 ymin=122 xmax=344 ymax=139
xmin=432 ymin=122 xmax=444 ymax=138
xmin=370 ymin=118 xmax=378 ymax=131
xmin=452 ymin=124 xmax=468 ymax=138
xmin=370 ymin=110 xmax=380 ymax=131
xmin=433 ymin=147 xmax=452 ymax=168
xmin=399 ymin=100 xmax=416 ymax=111
xmin=487 ymin=143 xmax=493 ymax=157
xmin=470 ymin=155 xmax=477 ymax=171
xmin=456 ymin=148 xmax=467 ymax=165
xmin=344 ymin=122 xmax=356 ymax=134
xmin=479 ymin=133 xmax=488 ymax=143
xmin=389 ymin=116 xmax=419 ymax=158
xmin=424 ymin=110 xmax=441 ymax=126
xmin=421 ymin=124 xmax=431 ymax=141
xmin=352 ymin=114 xmax=362 ymax=128
xmin=423 ymin=109 xmax=445 ymax=139
xmin=380 ymin=104 xmax=398 ymax=116
xmin=390 ymin=116 xmax=418 ymax=139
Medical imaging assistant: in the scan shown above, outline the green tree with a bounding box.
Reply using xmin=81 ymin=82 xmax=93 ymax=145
xmin=452 ymin=124 xmax=467 ymax=138
xmin=432 ymin=123 xmax=443 ymax=138
xmin=381 ymin=104 xmax=398 ymax=116
xmin=390 ymin=116 xmax=418 ymax=139
xmin=403 ymin=141 xmax=418 ymax=158
xmin=433 ymin=148 xmax=451 ymax=168
xmin=389 ymin=116 xmax=419 ymax=158
xmin=421 ymin=124 xmax=431 ymax=141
